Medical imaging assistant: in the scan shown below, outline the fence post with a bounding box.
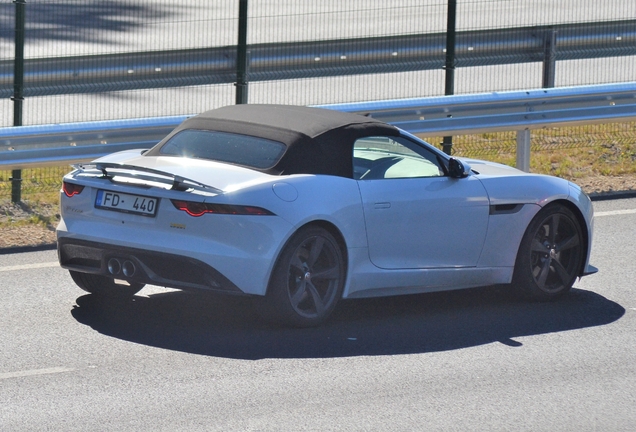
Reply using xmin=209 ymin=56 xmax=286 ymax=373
xmin=542 ymin=29 xmax=557 ymax=88
xmin=11 ymin=0 xmax=26 ymax=203
xmin=235 ymin=0 xmax=248 ymax=104
xmin=514 ymin=28 xmax=557 ymax=174
xmin=442 ymin=0 xmax=457 ymax=155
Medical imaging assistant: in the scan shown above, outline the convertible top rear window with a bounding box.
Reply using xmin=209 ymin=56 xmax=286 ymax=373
xmin=158 ymin=129 xmax=286 ymax=169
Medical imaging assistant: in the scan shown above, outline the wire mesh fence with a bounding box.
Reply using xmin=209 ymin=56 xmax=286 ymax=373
xmin=431 ymin=122 xmax=636 ymax=170
xmin=0 ymin=165 xmax=68 ymax=203
xmin=1 ymin=0 xmax=635 ymax=202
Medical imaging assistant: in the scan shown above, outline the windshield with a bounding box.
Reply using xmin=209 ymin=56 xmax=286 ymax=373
xmin=157 ymin=129 xmax=286 ymax=169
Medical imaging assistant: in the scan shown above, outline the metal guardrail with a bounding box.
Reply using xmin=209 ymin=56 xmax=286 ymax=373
xmin=323 ymin=82 xmax=636 ymax=136
xmin=0 ymin=116 xmax=188 ymax=169
xmin=1 ymin=20 xmax=635 ymax=97
xmin=1 ymin=82 xmax=635 ymax=173
xmin=326 ymin=81 xmax=636 ymax=172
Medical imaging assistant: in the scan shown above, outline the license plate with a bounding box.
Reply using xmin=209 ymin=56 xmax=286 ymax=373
xmin=95 ymin=190 xmax=158 ymax=217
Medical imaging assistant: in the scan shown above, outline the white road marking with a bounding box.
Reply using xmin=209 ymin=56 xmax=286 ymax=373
xmin=595 ymin=209 xmax=636 ymax=217
xmin=0 ymin=262 xmax=59 ymax=273
xmin=0 ymin=367 xmax=74 ymax=380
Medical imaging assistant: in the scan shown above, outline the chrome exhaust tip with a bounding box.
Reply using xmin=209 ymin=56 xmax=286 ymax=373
xmin=107 ymin=258 xmax=121 ymax=275
xmin=122 ymin=260 xmax=136 ymax=278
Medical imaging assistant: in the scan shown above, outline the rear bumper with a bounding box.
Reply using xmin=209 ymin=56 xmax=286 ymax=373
xmin=58 ymin=237 xmax=244 ymax=294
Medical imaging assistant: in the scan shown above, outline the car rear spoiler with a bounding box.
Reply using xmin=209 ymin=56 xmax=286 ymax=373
xmin=73 ymin=162 xmax=223 ymax=194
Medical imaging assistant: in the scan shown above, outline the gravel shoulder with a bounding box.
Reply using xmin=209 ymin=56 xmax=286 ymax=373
xmin=0 ymin=201 xmax=58 ymax=251
xmin=1 ymin=174 xmax=635 ymax=251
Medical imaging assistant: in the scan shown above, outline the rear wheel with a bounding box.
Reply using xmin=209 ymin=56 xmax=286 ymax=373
xmin=513 ymin=204 xmax=584 ymax=300
xmin=256 ymin=226 xmax=345 ymax=327
xmin=69 ymin=270 xmax=144 ymax=298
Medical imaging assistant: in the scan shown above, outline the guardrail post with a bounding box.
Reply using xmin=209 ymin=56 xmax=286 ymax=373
xmin=11 ymin=0 xmax=26 ymax=203
xmin=441 ymin=0 xmax=457 ymax=155
xmin=235 ymin=0 xmax=249 ymax=104
xmin=516 ymin=129 xmax=531 ymax=172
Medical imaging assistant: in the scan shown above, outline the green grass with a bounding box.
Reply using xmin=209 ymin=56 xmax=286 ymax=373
xmin=0 ymin=166 xmax=69 ymax=202
xmin=427 ymin=121 xmax=636 ymax=181
xmin=0 ymin=166 xmax=69 ymax=228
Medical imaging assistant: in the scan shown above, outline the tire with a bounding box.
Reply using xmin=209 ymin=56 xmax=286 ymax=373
xmin=256 ymin=226 xmax=346 ymax=327
xmin=69 ymin=270 xmax=144 ymax=298
xmin=513 ymin=204 xmax=584 ymax=300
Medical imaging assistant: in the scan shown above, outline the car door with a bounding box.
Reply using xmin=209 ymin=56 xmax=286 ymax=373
xmin=354 ymin=135 xmax=490 ymax=269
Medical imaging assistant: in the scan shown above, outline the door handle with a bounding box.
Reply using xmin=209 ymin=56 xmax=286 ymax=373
xmin=374 ymin=202 xmax=391 ymax=209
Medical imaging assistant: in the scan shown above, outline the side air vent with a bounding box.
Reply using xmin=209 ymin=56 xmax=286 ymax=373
xmin=489 ymin=204 xmax=524 ymax=215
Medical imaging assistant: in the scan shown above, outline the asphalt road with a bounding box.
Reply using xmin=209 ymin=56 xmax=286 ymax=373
xmin=0 ymin=197 xmax=635 ymax=431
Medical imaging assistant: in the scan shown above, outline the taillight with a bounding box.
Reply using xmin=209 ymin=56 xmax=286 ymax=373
xmin=170 ymin=199 xmax=274 ymax=217
xmin=63 ymin=182 xmax=85 ymax=197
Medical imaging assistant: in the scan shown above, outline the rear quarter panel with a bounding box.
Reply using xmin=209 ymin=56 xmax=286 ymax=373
xmin=204 ymin=174 xmax=368 ymax=294
xmin=224 ymin=174 xmax=368 ymax=248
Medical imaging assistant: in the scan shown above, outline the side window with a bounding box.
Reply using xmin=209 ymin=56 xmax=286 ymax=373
xmin=353 ymin=136 xmax=445 ymax=180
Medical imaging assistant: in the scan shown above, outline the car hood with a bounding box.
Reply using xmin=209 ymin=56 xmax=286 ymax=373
xmin=93 ymin=150 xmax=275 ymax=192
xmin=462 ymin=158 xmax=526 ymax=176
xmin=461 ymin=158 xmax=571 ymax=205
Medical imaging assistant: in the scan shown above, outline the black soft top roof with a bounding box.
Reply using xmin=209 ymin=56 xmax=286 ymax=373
xmin=148 ymin=104 xmax=399 ymax=177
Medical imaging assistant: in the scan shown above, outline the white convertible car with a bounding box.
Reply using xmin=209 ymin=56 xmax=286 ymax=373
xmin=57 ymin=104 xmax=597 ymax=326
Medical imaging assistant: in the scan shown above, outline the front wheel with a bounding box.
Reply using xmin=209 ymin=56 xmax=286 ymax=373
xmin=69 ymin=270 xmax=144 ymax=299
xmin=256 ymin=226 xmax=346 ymax=327
xmin=513 ymin=204 xmax=584 ymax=300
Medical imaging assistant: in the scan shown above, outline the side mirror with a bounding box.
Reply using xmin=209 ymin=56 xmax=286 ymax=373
xmin=448 ymin=158 xmax=470 ymax=178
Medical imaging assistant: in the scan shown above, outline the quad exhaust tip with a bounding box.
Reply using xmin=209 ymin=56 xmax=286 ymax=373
xmin=107 ymin=258 xmax=136 ymax=277
xmin=122 ymin=260 xmax=136 ymax=277
xmin=107 ymin=258 xmax=121 ymax=275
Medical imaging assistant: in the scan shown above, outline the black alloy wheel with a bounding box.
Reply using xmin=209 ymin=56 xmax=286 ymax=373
xmin=257 ymin=226 xmax=345 ymax=327
xmin=513 ymin=204 xmax=584 ymax=300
